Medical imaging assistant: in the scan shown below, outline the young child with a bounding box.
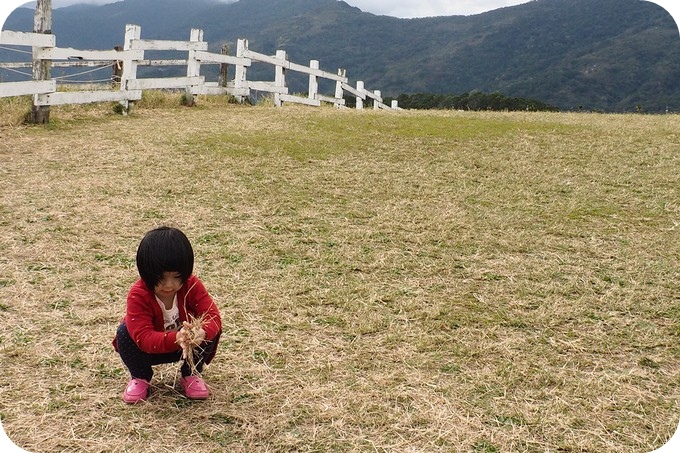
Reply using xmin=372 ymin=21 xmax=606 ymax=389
xmin=113 ymin=226 xmax=222 ymax=403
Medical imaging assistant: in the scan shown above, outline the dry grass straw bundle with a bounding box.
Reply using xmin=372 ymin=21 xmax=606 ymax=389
xmin=181 ymin=312 xmax=208 ymax=377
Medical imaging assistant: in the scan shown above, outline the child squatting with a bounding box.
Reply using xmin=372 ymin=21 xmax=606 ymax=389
xmin=112 ymin=226 xmax=223 ymax=403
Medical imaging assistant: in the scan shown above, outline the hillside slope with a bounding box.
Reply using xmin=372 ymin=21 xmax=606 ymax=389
xmin=3 ymin=0 xmax=679 ymax=111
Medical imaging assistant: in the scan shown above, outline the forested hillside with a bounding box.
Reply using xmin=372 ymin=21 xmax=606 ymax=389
xmin=3 ymin=0 xmax=679 ymax=112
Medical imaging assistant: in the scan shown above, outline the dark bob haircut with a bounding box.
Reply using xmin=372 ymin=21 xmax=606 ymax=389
xmin=136 ymin=226 xmax=194 ymax=291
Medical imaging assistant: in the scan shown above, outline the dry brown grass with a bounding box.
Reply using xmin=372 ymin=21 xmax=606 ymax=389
xmin=181 ymin=311 xmax=209 ymax=377
xmin=0 ymin=97 xmax=678 ymax=452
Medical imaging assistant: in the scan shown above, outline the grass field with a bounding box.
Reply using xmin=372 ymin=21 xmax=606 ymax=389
xmin=0 ymin=95 xmax=679 ymax=452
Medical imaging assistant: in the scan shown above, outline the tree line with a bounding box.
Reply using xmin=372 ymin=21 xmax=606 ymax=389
xmin=385 ymin=91 xmax=560 ymax=112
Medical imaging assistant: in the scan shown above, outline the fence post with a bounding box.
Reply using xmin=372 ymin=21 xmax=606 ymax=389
xmin=274 ymin=49 xmax=286 ymax=107
xmin=308 ymin=60 xmax=319 ymax=102
xmin=185 ymin=28 xmax=203 ymax=107
xmin=356 ymin=81 xmax=364 ymax=110
xmin=119 ymin=24 xmax=141 ymax=115
xmin=218 ymin=44 xmax=229 ymax=88
xmin=373 ymin=90 xmax=381 ymax=110
xmin=234 ymin=38 xmax=248 ymax=104
xmin=335 ymin=68 xmax=345 ymax=109
xmin=31 ymin=0 xmax=52 ymax=124
xmin=112 ymin=45 xmax=123 ymax=88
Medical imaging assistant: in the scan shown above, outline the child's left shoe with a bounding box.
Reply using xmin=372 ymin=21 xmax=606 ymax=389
xmin=123 ymin=378 xmax=149 ymax=404
xmin=180 ymin=375 xmax=209 ymax=399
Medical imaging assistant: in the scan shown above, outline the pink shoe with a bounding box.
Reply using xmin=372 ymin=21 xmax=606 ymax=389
xmin=123 ymin=378 xmax=149 ymax=404
xmin=180 ymin=375 xmax=209 ymax=399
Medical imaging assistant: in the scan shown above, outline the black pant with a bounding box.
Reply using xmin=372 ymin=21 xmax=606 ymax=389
xmin=116 ymin=322 xmax=218 ymax=381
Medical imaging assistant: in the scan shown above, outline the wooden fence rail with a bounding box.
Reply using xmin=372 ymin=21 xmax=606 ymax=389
xmin=0 ymin=25 xmax=399 ymax=112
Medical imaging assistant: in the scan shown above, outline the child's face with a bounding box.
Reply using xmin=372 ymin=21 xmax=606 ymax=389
xmin=155 ymin=271 xmax=183 ymax=298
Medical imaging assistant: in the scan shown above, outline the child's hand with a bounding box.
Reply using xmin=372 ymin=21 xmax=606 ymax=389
xmin=176 ymin=329 xmax=190 ymax=357
xmin=182 ymin=321 xmax=206 ymax=345
xmin=176 ymin=322 xmax=206 ymax=358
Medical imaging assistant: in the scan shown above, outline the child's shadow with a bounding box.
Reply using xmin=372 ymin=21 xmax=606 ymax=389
xmin=145 ymin=365 xmax=193 ymax=405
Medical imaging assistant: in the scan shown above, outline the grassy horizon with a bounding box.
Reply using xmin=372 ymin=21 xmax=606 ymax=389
xmin=0 ymin=97 xmax=679 ymax=452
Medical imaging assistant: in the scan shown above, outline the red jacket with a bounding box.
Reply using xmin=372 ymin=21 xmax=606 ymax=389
xmin=113 ymin=275 xmax=222 ymax=362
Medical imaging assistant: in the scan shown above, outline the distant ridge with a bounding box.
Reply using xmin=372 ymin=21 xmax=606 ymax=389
xmin=3 ymin=0 xmax=679 ymax=112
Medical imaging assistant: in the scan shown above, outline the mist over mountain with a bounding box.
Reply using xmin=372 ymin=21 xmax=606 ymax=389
xmin=3 ymin=0 xmax=679 ymax=112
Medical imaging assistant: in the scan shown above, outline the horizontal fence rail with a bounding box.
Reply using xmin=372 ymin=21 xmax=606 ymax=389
xmin=0 ymin=25 xmax=399 ymax=112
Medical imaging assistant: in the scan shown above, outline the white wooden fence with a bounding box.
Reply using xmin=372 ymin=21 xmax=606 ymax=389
xmin=0 ymin=25 xmax=400 ymax=111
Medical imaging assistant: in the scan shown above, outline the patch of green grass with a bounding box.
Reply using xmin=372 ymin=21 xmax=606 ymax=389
xmin=638 ymin=357 xmax=661 ymax=369
xmin=93 ymin=364 xmax=125 ymax=379
xmin=50 ymin=299 xmax=72 ymax=310
xmin=440 ymin=363 xmax=461 ymax=374
xmin=312 ymin=316 xmax=346 ymax=327
xmin=492 ymin=414 xmax=527 ymax=427
xmin=568 ymin=203 xmax=623 ymax=220
xmin=473 ymin=440 xmax=501 ymax=453
xmin=94 ymin=252 xmax=135 ymax=267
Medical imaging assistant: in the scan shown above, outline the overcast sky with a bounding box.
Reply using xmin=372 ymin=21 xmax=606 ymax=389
xmin=345 ymin=0 xmax=533 ymax=17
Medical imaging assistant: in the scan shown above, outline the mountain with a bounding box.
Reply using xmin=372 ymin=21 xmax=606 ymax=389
xmin=3 ymin=0 xmax=679 ymax=112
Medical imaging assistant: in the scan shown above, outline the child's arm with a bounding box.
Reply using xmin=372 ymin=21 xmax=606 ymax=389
xmin=182 ymin=276 xmax=222 ymax=341
xmin=125 ymin=285 xmax=182 ymax=354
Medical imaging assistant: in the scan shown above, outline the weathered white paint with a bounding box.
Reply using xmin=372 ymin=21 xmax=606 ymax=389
xmin=194 ymin=50 xmax=251 ymax=67
xmin=317 ymin=94 xmax=346 ymax=106
xmin=200 ymin=83 xmax=249 ymax=97
xmin=308 ymin=60 xmax=319 ymax=101
xmin=361 ymin=88 xmax=382 ymax=102
xmin=274 ymin=49 xmax=287 ymax=107
xmin=288 ymin=60 xmax=347 ymax=82
xmin=34 ymin=89 xmax=140 ymax=106
xmin=356 ymin=81 xmax=365 ymax=110
xmin=248 ymin=81 xmax=288 ymax=94
xmin=119 ymin=24 xmax=141 ymax=113
xmin=131 ymin=39 xmax=207 ymax=52
xmin=242 ymin=49 xmax=281 ymax=67
xmin=139 ymin=59 xmax=188 ymax=67
xmin=0 ymin=30 xmax=55 ymax=47
xmin=0 ymin=80 xmax=55 ymax=98
xmin=233 ymin=39 xmax=249 ymax=102
xmin=185 ymin=28 xmax=203 ymax=106
xmin=127 ymin=76 xmax=204 ymax=91
xmin=34 ymin=47 xmax=143 ymax=61
xmin=0 ymin=61 xmax=113 ymax=69
xmin=279 ymin=94 xmax=321 ymax=107
xmin=373 ymin=90 xmax=382 ymax=110
xmin=341 ymin=82 xmax=366 ymax=100
xmin=334 ymin=68 xmax=346 ymax=109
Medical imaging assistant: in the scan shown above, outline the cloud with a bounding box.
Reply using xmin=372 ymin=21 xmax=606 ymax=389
xmin=346 ymin=0 xmax=532 ymax=18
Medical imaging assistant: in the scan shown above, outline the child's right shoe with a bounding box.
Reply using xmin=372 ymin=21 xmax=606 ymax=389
xmin=123 ymin=378 xmax=149 ymax=403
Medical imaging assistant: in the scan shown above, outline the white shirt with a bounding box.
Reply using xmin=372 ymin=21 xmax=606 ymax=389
xmin=156 ymin=294 xmax=181 ymax=332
